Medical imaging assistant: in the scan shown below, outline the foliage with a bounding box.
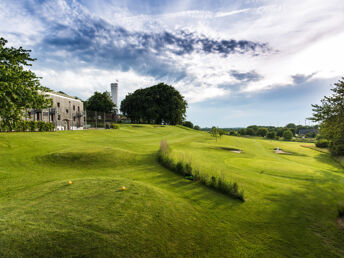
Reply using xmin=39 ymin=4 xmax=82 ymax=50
xmin=315 ymin=139 xmax=329 ymax=148
xmin=0 ymin=120 xmax=54 ymax=132
xmin=111 ymin=123 xmax=120 ymax=129
xmin=266 ymin=131 xmax=276 ymax=139
xmin=0 ymin=37 xmax=52 ymax=130
xmin=121 ymin=83 xmax=187 ymax=125
xmin=85 ymin=91 xmax=115 ymax=113
xmin=246 ymin=128 xmax=254 ymax=136
xmin=193 ymin=125 xmax=200 ymax=130
xmin=211 ymin=126 xmax=219 ymax=141
xmin=257 ymin=128 xmax=268 ymax=137
xmin=182 ymin=121 xmax=193 ymax=128
xmin=157 ymin=140 xmax=244 ymax=201
xmin=283 ymin=130 xmax=293 ymax=140
xmin=310 ymin=78 xmax=344 ymax=156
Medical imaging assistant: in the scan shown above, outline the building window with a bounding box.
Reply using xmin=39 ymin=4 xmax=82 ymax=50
xmin=36 ymin=113 xmax=40 ymax=121
xmin=57 ymin=102 xmax=60 ymax=108
xmin=66 ymin=109 xmax=69 ymax=114
xmin=77 ymin=106 xmax=80 ymax=112
xmin=58 ymin=115 xmax=61 ymax=120
xmin=73 ymin=105 xmax=75 ymax=111
xmin=73 ymin=117 xmax=76 ymax=122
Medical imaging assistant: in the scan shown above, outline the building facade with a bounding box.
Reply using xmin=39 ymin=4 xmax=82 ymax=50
xmin=27 ymin=92 xmax=85 ymax=130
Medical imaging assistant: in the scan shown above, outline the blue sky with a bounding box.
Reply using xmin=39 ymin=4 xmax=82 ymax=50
xmin=1 ymin=0 xmax=343 ymax=127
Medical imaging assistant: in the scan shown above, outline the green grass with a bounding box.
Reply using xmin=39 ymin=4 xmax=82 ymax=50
xmin=0 ymin=125 xmax=344 ymax=257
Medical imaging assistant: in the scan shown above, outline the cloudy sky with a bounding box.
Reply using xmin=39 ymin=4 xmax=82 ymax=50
xmin=1 ymin=0 xmax=343 ymax=127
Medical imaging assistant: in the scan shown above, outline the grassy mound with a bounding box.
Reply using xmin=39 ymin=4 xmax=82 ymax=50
xmin=38 ymin=149 xmax=140 ymax=168
xmin=0 ymin=178 xmax=213 ymax=257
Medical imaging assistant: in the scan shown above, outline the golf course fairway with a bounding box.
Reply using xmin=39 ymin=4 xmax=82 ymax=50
xmin=0 ymin=125 xmax=343 ymax=257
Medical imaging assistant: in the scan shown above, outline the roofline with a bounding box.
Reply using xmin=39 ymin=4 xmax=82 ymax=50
xmin=44 ymin=92 xmax=83 ymax=103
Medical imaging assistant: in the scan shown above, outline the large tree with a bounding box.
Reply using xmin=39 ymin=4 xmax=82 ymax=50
xmin=120 ymin=83 xmax=187 ymax=125
xmin=85 ymin=91 xmax=115 ymax=113
xmin=0 ymin=37 xmax=51 ymax=130
xmin=310 ymin=78 xmax=344 ymax=155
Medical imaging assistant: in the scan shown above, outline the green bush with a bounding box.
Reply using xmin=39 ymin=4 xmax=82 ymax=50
xmin=157 ymin=140 xmax=244 ymax=201
xmin=266 ymin=131 xmax=276 ymax=139
xmin=283 ymin=130 xmax=293 ymax=140
xmin=112 ymin=124 xmax=120 ymax=129
xmin=315 ymin=139 xmax=329 ymax=148
xmin=28 ymin=121 xmax=36 ymax=132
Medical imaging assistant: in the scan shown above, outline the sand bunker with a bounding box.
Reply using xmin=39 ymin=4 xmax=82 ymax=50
xmin=215 ymin=146 xmax=242 ymax=153
xmin=274 ymin=148 xmax=290 ymax=154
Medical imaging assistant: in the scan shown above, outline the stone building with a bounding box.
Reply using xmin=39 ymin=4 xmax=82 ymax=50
xmin=27 ymin=91 xmax=84 ymax=130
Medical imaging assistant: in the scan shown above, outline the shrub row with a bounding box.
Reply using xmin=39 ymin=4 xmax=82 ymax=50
xmin=157 ymin=140 xmax=245 ymax=201
xmin=315 ymin=139 xmax=329 ymax=148
xmin=0 ymin=121 xmax=55 ymax=132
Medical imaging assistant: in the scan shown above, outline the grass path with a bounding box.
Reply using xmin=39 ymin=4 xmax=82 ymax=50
xmin=0 ymin=125 xmax=344 ymax=257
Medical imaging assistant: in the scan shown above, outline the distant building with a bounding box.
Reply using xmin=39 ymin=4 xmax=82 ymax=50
xmin=27 ymin=91 xmax=85 ymax=130
xmin=298 ymin=128 xmax=318 ymax=136
xmin=110 ymin=81 xmax=119 ymax=113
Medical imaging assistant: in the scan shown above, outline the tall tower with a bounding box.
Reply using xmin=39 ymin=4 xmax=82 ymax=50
xmin=110 ymin=81 xmax=118 ymax=112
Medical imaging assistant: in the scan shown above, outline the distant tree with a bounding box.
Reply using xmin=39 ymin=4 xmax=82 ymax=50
xmin=121 ymin=83 xmax=187 ymax=125
xmin=211 ymin=126 xmax=219 ymax=141
xmin=257 ymin=128 xmax=268 ymax=137
xmin=0 ymin=37 xmax=52 ymax=130
xmin=283 ymin=129 xmax=293 ymax=140
xmin=85 ymin=91 xmax=115 ymax=113
xmin=246 ymin=128 xmax=254 ymax=136
xmin=310 ymin=78 xmax=344 ymax=155
xmin=218 ymin=129 xmax=227 ymax=138
xmin=193 ymin=125 xmax=200 ymax=130
xmin=266 ymin=131 xmax=276 ymax=139
xmin=247 ymin=125 xmax=258 ymax=135
xmin=229 ymin=130 xmax=237 ymax=136
xmin=183 ymin=121 xmax=194 ymax=128
xmin=276 ymin=128 xmax=285 ymax=137
xmin=286 ymin=123 xmax=296 ymax=129
xmin=238 ymin=128 xmax=246 ymax=136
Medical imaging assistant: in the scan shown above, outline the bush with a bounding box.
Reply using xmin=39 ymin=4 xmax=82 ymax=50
xmin=157 ymin=140 xmax=244 ymax=201
xmin=331 ymin=143 xmax=344 ymax=156
xmin=283 ymin=130 xmax=293 ymax=140
xmin=266 ymin=131 xmax=276 ymax=139
xmin=182 ymin=121 xmax=194 ymax=128
xmin=315 ymin=139 xmax=329 ymax=148
xmin=112 ymin=124 xmax=120 ymax=129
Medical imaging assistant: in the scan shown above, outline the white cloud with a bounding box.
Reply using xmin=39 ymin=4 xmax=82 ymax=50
xmin=1 ymin=0 xmax=343 ymax=103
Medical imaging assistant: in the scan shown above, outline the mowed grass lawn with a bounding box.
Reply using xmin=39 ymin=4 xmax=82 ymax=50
xmin=0 ymin=125 xmax=344 ymax=257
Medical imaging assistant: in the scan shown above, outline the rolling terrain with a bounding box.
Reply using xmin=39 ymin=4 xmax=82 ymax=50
xmin=0 ymin=125 xmax=344 ymax=257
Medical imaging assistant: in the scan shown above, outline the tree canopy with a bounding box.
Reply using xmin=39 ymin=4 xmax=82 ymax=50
xmin=120 ymin=83 xmax=187 ymax=125
xmin=310 ymin=78 xmax=344 ymax=155
xmin=0 ymin=37 xmax=51 ymax=130
xmin=85 ymin=91 xmax=115 ymax=113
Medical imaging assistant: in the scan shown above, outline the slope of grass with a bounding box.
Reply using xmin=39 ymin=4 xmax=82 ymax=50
xmin=0 ymin=125 xmax=344 ymax=257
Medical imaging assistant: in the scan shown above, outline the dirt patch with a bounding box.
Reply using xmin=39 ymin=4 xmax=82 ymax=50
xmin=337 ymin=217 xmax=344 ymax=230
